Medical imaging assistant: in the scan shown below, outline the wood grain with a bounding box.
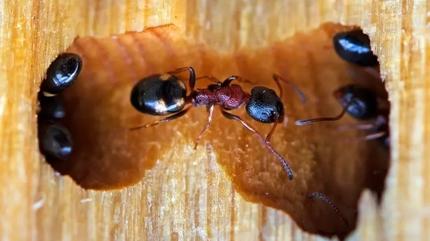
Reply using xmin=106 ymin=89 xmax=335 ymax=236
xmin=0 ymin=0 xmax=428 ymax=241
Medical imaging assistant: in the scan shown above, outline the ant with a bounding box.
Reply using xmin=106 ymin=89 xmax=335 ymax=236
xmin=38 ymin=53 xmax=82 ymax=162
xmin=295 ymin=84 xmax=389 ymax=146
xmin=130 ymin=67 xmax=298 ymax=179
xmin=130 ymin=67 xmax=351 ymax=227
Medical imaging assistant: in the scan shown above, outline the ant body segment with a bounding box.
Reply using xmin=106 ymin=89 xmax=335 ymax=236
xmin=38 ymin=53 xmax=82 ymax=162
xmin=41 ymin=53 xmax=82 ymax=96
xmin=39 ymin=123 xmax=73 ymax=161
xmin=130 ymin=67 xmax=295 ymax=179
xmin=333 ymin=29 xmax=378 ymax=67
xmin=296 ymin=84 xmax=389 ymax=146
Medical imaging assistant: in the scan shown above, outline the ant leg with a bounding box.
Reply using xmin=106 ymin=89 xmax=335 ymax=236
xmin=196 ymin=75 xmax=254 ymax=87
xmin=262 ymin=75 xmax=286 ymax=140
xmin=337 ymin=115 xmax=387 ymax=132
xmin=221 ymin=110 xmax=294 ymax=180
xmin=265 ymin=76 xmax=287 ymax=139
xmin=364 ymin=131 xmax=386 ymax=141
xmin=130 ymin=106 xmax=192 ymax=130
xmin=265 ymin=122 xmax=278 ymax=141
xmin=308 ymin=192 xmax=349 ymax=228
xmin=222 ymin=76 xmax=239 ymax=86
xmin=196 ymin=75 xmax=222 ymax=85
xmin=221 ymin=75 xmax=256 ymax=87
xmin=272 ymin=74 xmax=284 ymax=99
xmin=273 ymin=74 xmax=307 ymax=103
xmin=194 ymin=105 xmax=215 ymax=149
xmin=168 ymin=67 xmax=197 ymax=90
xmin=336 ymin=122 xmax=377 ymax=132
xmin=295 ymin=101 xmax=353 ymax=126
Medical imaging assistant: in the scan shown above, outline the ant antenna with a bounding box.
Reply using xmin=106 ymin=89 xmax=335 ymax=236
xmin=308 ymin=192 xmax=349 ymax=228
xmin=295 ymin=101 xmax=352 ymax=126
xmin=221 ymin=109 xmax=294 ymax=180
xmin=273 ymin=74 xmax=307 ymax=103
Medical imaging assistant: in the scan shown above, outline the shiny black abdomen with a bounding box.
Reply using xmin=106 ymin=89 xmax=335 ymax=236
xmin=130 ymin=74 xmax=187 ymax=115
xmin=333 ymin=30 xmax=378 ymax=67
xmin=336 ymin=85 xmax=378 ymax=119
xmin=246 ymin=86 xmax=284 ymax=123
xmin=39 ymin=124 xmax=73 ymax=161
xmin=41 ymin=53 xmax=82 ymax=95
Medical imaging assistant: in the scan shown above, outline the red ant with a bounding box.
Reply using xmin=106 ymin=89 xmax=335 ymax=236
xmin=130 ymin=67 xmax=350 ymax=227
xmin=130 ymin=67 xmax=302 ymax=179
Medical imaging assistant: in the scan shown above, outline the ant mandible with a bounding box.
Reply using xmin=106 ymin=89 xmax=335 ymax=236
xmin=130 ymin=67 xmax=296 ymax=180
xmin=295 ymin=84 xmax=389 ymax=146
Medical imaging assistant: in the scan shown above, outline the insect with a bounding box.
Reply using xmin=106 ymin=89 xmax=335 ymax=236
xmin=130 ymin=67 xmax=296 ymax=179
xmin=333 ymin=29 xmax=378 ymax=67
xmin=295 ymin=84 xmax=389 ymax=145
xmin=38 ymin=94 xmax=66 ymax=119
xmin=38 ymin=52 xmax=82 ymax=162
xmin=41 ymin=53 xmax=82 ymax=96
xmin=38 ymin=123 xmax=73 ymax=161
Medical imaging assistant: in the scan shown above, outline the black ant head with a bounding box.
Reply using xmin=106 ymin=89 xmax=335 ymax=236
xmin=334 ymin=85 xmax=378 ymax=120
xmin=131 ymin=74 xmax=187 ymax=115
xmin=246 ymin=87 xmax=284 ymax=123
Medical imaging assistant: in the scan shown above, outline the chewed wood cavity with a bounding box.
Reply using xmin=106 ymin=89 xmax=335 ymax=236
xmin=37 ymin=24 xmax=390 ymax=239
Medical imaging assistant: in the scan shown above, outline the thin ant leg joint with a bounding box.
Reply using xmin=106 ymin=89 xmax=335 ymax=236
xmin=130 ymin=106 xmax=192 ymax=130
xmin=194 ymin=105 xmax=215 ymax=149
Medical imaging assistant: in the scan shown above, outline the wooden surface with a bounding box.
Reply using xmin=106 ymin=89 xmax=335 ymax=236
xmin=0 ymin=0 xmax=428 ymax=241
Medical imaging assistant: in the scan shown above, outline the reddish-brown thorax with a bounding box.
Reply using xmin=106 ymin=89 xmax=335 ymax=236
xmin=191 ymin=84 xmax=250 ymax=110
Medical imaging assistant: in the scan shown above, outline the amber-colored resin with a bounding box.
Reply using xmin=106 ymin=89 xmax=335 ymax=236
xmin=54 ymin=24 xmax=388 ymax=237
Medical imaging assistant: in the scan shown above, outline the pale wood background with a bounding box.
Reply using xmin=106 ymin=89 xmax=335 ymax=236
xmin=0 ymin=0 xmax=428 ymax=241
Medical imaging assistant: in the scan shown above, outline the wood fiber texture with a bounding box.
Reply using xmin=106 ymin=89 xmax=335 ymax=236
xmin=0 ymin=1 xmax=428 ymax=241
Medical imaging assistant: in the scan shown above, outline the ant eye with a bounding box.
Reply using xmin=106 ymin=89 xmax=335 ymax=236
xmin=246 ymin=87 xmax=284 ymax=123
xmin=41 ymin=53 xmax=82 ymax=95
